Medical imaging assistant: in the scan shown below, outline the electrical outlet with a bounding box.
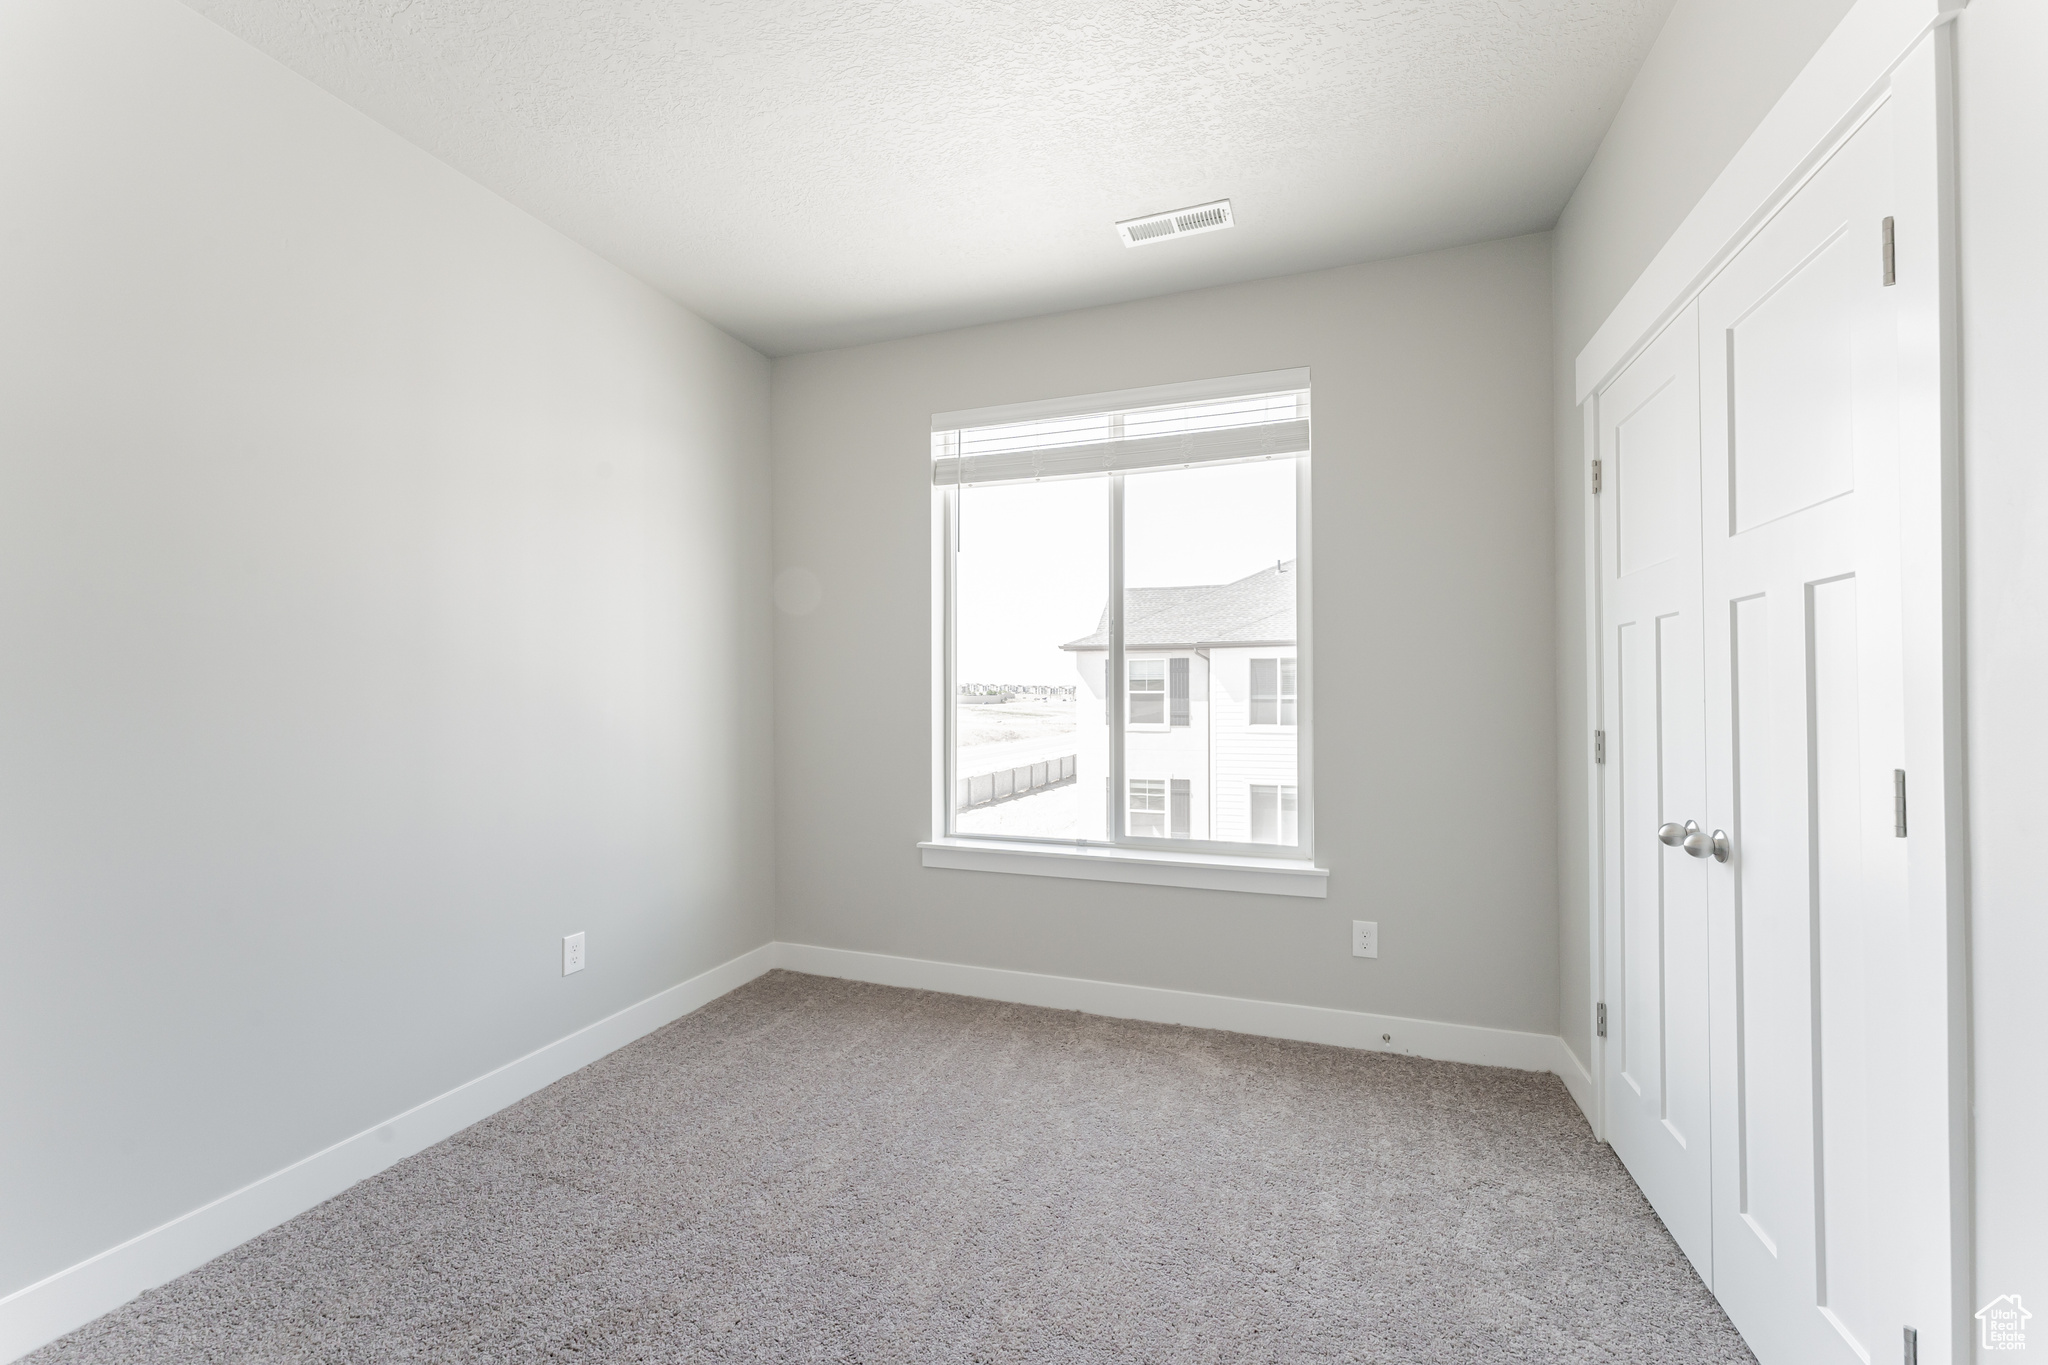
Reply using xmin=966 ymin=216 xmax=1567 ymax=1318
xmin=1352 ymin=921 xmax=1379 ymax=959
xmin=562 ymin=932 xmax=586 ymax=976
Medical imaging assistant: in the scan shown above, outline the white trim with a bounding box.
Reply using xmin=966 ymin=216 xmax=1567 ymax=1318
xmin=1580 ymin=397 xmax=1607 ymax=1144
xmin=1887 ymin=28 xmax=1974 ymax=1356
xmin=1107 ymin=469 xmax=1127 ymax=838
xmin=1292 ymin=454 xmax=1316 ymax=856
xmin=0 ymin=942 xmax=780 ymax=1364
xmin=930 ymin=419 xmax=1308 ymax=487
xmin=777 ymin=942 xmax=1585 ymax=1085
xmin=919 ymin=837 xmax=1328 ymax=897
xmin=1574 ymin=0 xmax=1965 ymax=404
xmin=1553 ymin=1036 xmax=1597 ymax=1130
xmin=933 ymin=367 xmax=1310 ymax=432
xmin=931 ymin=485 xmax=955 ymax=851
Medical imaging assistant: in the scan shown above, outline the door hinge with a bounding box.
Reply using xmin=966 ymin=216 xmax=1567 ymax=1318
xmin=1902 ymin=1325 xmax=1918 ymax=1365
xmin=1882 ymin=216 xmax=1897 ymax=286
xmin=1594 ymin=730 xmax=1606 ymax=765
xmin=1590 ymin=459 xmax=1603 ymax=495
xmin=1894 ymin=768 xmax=1908 ymax=837
xmin=1596 ymin=1002 xmax=1608 ymax=1039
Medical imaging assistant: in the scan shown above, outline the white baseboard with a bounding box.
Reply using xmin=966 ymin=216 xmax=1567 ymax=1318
xmin=775 ymin=942 xmax=1583 ymax=1081
xmin=1551 ymin=1037 xmax=1597 ymax=1131
xmin=6 ymin=939 xmax=1593 ymax=1364
xmin=0 ymin=941 xmax=779 ymax=1364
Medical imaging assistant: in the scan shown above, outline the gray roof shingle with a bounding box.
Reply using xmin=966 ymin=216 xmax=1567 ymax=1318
xmin=1060 ymin=560 xmax=1297 ymax=650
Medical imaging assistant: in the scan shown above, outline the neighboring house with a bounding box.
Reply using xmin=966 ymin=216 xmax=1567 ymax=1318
xmin=1062 ymin=561 xmax=1298 ymax=845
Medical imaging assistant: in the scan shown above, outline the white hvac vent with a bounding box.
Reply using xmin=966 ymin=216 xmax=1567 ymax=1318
xmin=1115 ymin=199 xmax=1234 ymax=248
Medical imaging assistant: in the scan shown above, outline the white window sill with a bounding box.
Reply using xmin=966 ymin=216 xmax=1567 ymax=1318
xmin=919 ymin=838 xmax=1328 ymax=898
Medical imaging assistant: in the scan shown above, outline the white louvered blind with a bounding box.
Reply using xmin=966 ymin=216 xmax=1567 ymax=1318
xmin=931 ymin=370 xmax=1310 ymax=487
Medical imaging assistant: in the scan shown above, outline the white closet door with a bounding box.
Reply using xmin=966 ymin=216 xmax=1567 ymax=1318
xmin=1697 ymin=99 xmax=1915 ymax=1365
xmin=1597 ymin=306 xmax=1714 ymax=1284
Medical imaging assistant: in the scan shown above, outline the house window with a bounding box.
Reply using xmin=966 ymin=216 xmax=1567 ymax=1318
xmin=1130 ymin=778 xmax=1192 ymax=837
xmin=1129 ymin=659 xmax=1166 ymax=725
xmin=1250 ymin=658 xmax=1296 ymax=725
xmin=1250 ymin=785 xmax=1299 ymax=844
xmin=936 ymin=370 xmax=1311 ymax=857
xmin=1129 ymin=779 xmax=1167 ymax=837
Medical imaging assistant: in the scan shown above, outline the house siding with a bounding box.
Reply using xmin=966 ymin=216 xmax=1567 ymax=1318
xmin=1209 ymin=648 xmax=1300 ymax=845
xmin=1072 ymin=645 xmax=1297 ymax=845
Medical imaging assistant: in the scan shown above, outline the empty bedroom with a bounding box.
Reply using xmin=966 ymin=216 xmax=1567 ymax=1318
xmin=1 ymin=0 xmax=2040 ymax=1360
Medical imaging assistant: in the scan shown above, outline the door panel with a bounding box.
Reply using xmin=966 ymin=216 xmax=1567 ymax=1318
xmin=1617 ymin=376 xmax=1697 ymax=576
xmin=1725 ymin=591 xmax=1789 ymax=1258
xmin=1728 ymin=229 xmax=1864 ymax=532
xmin=1699 ymin=100 xmax=1913 ymax=1365
xmin=1598 ymin=307 xmax=1714 ymax=1283
xmin=1809 ymin=574 xmax=1880 ymax=1356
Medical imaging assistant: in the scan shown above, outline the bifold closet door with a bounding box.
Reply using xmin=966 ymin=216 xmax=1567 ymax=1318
xmin=1596 ymin=306 xmax=1714 ymax=1284
xmin=1696 ymin=98 xmax=1919 ymax=1365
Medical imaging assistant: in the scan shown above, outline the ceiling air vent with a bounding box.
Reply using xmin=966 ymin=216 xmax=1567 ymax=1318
xmin=1115 ymin=199 xmax=1234 ymax=248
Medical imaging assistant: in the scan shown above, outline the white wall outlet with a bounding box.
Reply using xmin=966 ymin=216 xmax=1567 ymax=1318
xmin=562 ymin=932 xmax=586 ymax=976
xmin=1352 ymin=920 xmax=1379 ymax=959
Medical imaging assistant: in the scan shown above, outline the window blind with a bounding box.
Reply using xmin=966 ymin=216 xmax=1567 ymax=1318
xmin=932 ymin=370 xmax=1309 ymax=488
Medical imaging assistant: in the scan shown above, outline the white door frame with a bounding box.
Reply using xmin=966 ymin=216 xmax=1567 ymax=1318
xmin=1576 ymin=0 xmax=1969 ymax=1354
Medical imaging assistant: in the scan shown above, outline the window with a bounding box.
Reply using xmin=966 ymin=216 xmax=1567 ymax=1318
xmin=1250 ymin=658 xmax=1297 ymax=725
xmin=1129 ymin=779 xmax=1167 ymax=837
xmin=936 ymin=370 xmax=1311 ymax=858
xmin=1125 ymin=777 xmax=1191 ymax=839
xmin=1129 ymin=659 xmax=1166 ymax=726
xmin=1250 ymin=785 xmax=1298 ymax=844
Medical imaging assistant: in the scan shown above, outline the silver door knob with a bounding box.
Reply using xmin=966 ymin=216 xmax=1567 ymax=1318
xmin=1659 ymin=820 xmax=1731 ymax=862
xmin=1671 ymin=826 xmax=1736 ymax=859
xmin=1658 ymin=820 xmax=1698 ymax=847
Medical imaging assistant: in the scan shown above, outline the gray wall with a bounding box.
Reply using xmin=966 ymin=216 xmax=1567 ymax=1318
xmin=1547 ymin=0 xmax=1858 ymax=1072
xmin=0 ymin=0 xmax=774 ymax=1299
xmin=771 ymin=235 xmax=1558 ymax=1036
xmin=1955 ymin=0 xmax=2048 ymax=1330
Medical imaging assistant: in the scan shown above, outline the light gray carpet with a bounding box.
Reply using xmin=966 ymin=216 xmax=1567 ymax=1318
xmin=31 ymin=971 xmax=1754 ymax=1363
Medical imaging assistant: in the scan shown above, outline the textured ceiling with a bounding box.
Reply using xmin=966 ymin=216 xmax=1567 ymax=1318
xmin=184 ymin=0 xmax=1674 ymax=355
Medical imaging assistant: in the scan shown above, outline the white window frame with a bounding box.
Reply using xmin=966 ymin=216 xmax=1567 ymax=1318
xmin=922 ymin=371 xmax=1324 ymax=897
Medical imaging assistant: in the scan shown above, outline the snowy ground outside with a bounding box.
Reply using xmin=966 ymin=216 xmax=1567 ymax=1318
xmin=953 ymin=781 xmax=1080 ymax=838
xmin=954 ymin=697 xmax=1083 ymax=838
xmin=955 ymin=698 xmax=1077 ymax=772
